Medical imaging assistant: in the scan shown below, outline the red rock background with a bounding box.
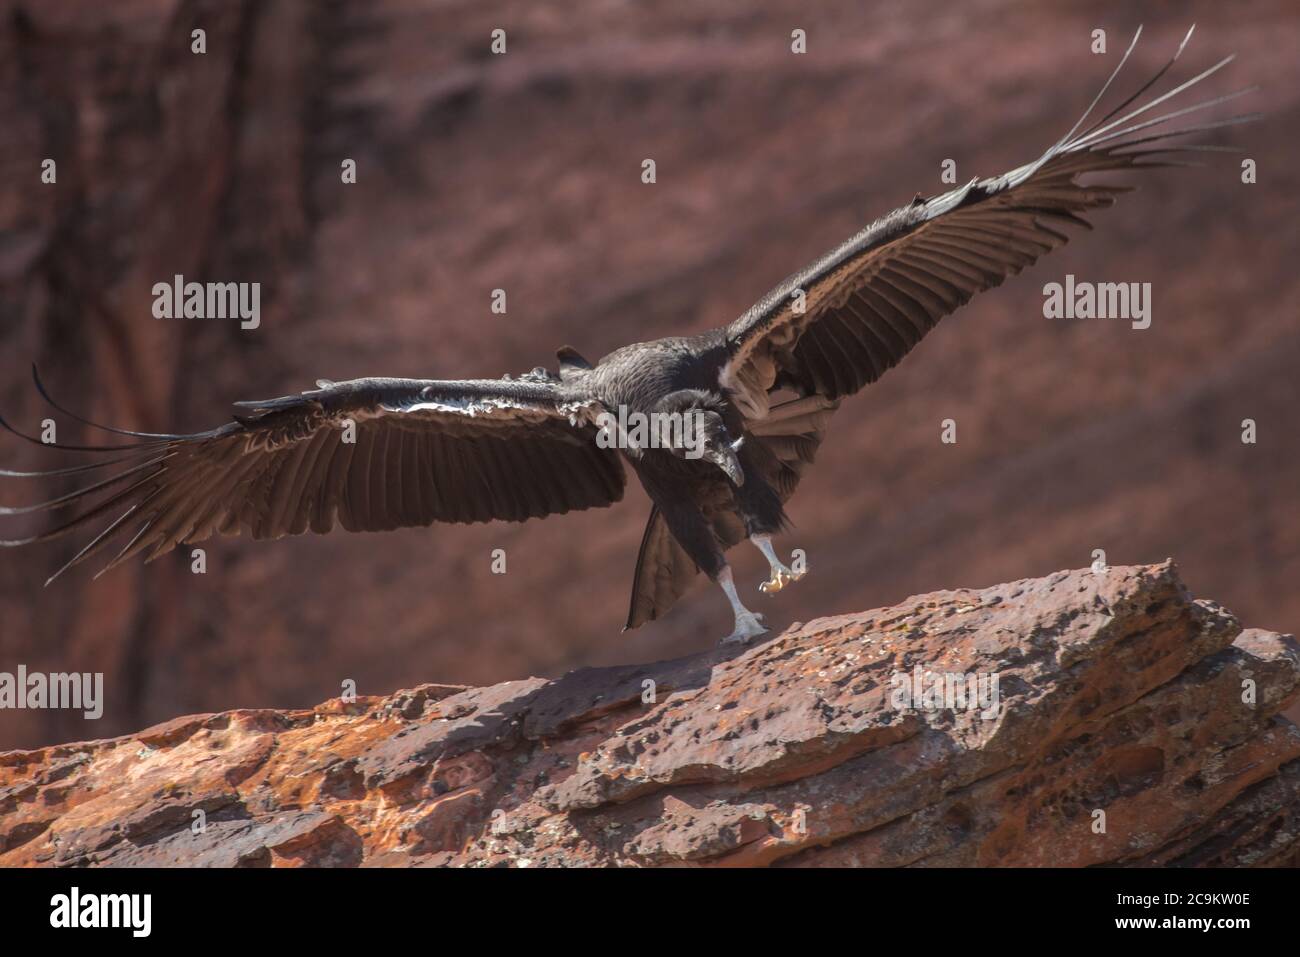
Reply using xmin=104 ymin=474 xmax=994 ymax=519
xmin=1 ymin=0 xmax=1297 ymax=751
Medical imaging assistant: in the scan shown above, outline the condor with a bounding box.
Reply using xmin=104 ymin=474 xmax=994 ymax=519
xmin=1 ymin=28 xmax=1256 ymax=645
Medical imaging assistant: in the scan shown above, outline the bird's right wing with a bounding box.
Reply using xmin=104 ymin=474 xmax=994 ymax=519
xmin=1 ymin=372 xmax=624 ymax=583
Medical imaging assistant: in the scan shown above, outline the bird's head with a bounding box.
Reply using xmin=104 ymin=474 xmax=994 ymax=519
xmin=654 ymin=389 xmax=746 ymax=486
xmin=698 ymin=414 xmax=746 ymax=487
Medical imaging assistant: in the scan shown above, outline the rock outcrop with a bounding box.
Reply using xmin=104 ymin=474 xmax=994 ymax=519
xmin=2 ymin=562 xmax=1298 ymax=867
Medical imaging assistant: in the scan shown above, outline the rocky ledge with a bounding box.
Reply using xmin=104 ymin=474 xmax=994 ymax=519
xmin=2 ymin=562 xmax=1298 ymax=867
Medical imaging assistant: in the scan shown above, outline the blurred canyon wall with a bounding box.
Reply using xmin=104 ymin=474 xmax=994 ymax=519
xmin=1 ymin=0 xmax=1297 ymax=749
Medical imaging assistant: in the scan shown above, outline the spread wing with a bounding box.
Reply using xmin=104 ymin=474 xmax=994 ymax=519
xmin=720 ymin=27 xmax=1257 ymax=419
xmin=624 ymin=395 xmax=837 ymax=629
xmin=630 ymin=27 xmax=1257 ymax=632
xmin=1 ymin=372 xmax=623 ymax=583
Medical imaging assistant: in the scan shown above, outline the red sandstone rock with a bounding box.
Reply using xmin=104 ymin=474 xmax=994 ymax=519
xmin=2 ymin=562 xmax=1296 ymax=867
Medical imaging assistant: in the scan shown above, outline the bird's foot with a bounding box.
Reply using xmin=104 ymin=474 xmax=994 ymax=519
xmin=759 ymin=561 xmax=805 ymax=595
xmin=720 ymin=610 xmax=768 ymax=646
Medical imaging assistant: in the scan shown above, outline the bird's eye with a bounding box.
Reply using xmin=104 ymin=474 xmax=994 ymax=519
xmin=421 ymin=387 xmax=435 ymax=399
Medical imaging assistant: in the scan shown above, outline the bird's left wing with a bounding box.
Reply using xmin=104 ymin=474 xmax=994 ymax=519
xmin=1 ymin=373 xmax=623 ymax=583
xmin=720 ymin=27 xmax=1257 ymax=420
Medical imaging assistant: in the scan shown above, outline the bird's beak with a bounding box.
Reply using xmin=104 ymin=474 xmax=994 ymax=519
xmin=707 ymin=437 xmax=745 ymax=486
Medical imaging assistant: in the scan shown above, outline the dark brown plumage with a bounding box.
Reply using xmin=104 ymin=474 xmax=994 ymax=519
xmin=1 ymin=27 xmax=1256 ymax=644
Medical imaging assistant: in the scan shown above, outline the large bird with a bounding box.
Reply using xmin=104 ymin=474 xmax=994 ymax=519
xmin=1 ymin=28 xmax=1255 ymax=644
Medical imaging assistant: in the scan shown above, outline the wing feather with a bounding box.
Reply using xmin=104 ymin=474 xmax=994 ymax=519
xmin=721 ymin=28 xmax=1257 ymax=416
xmin=1 ymin=375 xmax=623 ymax=582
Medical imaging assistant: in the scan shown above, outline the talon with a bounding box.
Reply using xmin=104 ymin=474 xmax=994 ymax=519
xmin=720 ymin=610 xmax=768 ymax=646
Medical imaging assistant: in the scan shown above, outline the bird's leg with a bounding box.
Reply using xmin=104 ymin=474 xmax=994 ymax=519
xmin=718 ymin=565 xmax=768 ymax=645
xmin=752 ymin=533 xmax=805 ymax=595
